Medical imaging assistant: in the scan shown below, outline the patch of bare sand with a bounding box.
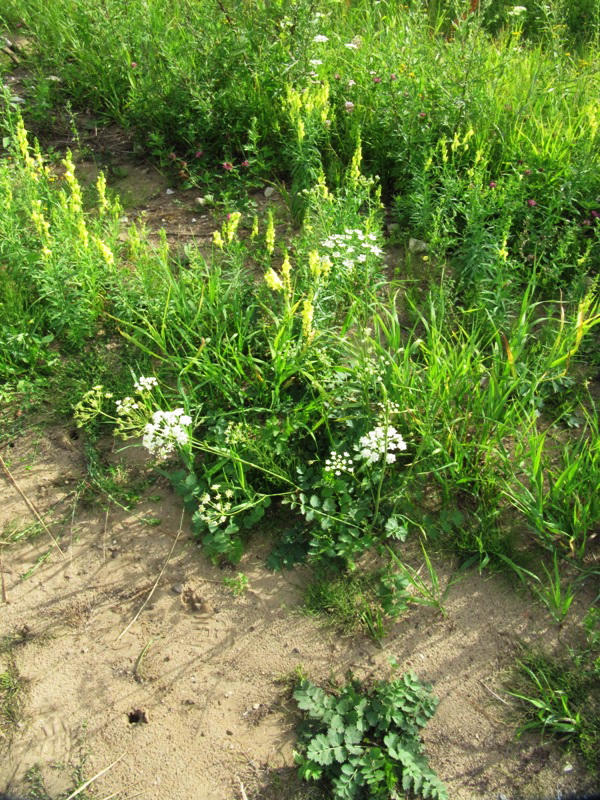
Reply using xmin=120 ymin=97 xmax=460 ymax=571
xmin=0 ymin=427 xmax=596 ymax=800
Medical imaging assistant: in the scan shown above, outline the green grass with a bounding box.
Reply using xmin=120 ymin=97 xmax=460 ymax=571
xmin=507 ymin=612 xmax=600 ymax=771
xmin=0 ymin=654 xmax=27 ymax=744
xmin=304 ymin=568 xmax=410 ymax=642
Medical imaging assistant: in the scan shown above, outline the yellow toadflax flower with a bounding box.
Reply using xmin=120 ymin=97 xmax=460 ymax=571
xmin=281 ymin=252 xmax=292 ymax=296
xmin=301 ymin=296 xmax=315 ymax=342
xmin=265 ymin=209 xmax=275 ymax=255
xmin=96 ymin=172 xmax=109 ymax=213
xmin=95 ymin=238 xmax=114 ymax=266
xmin=309 ymin=250 xmax=321 ymax=278
xmin=78 ymin=217 xmax=89 ymax=248
xmin=223 ymin=211 xmax=241 ymax=244
xmin=265 ymin=268 xmax=284 ymax=292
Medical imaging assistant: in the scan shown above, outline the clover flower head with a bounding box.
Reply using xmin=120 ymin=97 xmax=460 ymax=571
xmin=313 ymin=34 xmax=329 ymax=43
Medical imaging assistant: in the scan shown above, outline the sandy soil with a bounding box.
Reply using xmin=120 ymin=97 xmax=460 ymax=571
xmin=0 ymin=425 xmax=596 ymax=800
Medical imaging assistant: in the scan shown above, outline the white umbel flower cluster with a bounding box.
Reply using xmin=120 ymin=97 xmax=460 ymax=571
xmin=198 ymin=484 xmax=235 ymax=526
xmin=134 ymin=375 xmax=158 ymax=393
xmin=324 ymin=450 xmax=354 ymax=476
xmin=320 ymin=229 xmax=383 ymax=275
xmin=355 ymin=425 xmax=407 ymax=465
xmin=142 ymin=408 xmax=192 ymax=459
xmin=116 ymin=396 xmax=139 ymax=415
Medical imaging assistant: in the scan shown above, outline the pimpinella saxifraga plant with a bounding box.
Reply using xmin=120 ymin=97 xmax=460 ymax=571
xmin=293 ymin=672 xmax=447 ymax=800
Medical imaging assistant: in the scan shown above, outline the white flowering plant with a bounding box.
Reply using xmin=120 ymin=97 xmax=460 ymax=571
xmin=75 ymin=373 xmax=195 ymax=464
xmin=286 ymin=410 xmax=410 ymax=565
xmin=170 ymin=467 xmax=273 ymax=564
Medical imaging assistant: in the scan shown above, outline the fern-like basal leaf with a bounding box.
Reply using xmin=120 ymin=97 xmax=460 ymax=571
xmin=307 ymin=733 xmax=336 ymax=765
xmin=383 ymin=732 xmax=420 ymax=764
xmin=327 ymin=726 xmax=348 ymax=762
xmin=358 ymin=746 xmax=387 ymax=786
xmin=329 ymin=712 xmax=345 ymax=732
xmin=294 ymin=681 xmax=336 ymax=721
xmin=397 ymin=747 xmax=448 ymax=800
xmin=333 ymin=762 xmax=363 ymax=800
xmin=295 ymin=753 xmax=323 ymax=782
xmin=306 ymin=730 xmax=347 ymax=765
xmin=343 ymin=723 xmax=364 ymax=755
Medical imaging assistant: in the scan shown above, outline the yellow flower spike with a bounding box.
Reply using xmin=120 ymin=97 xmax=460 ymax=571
xmin=348 ymin=137 xmax=363 ymax=189
xmin=281 ymin=252 xmax=292 ymax=296
xmin=462 ymin=127 xmax=474 ymax=148
xmin=451 ymin=131 xmax=460 ymax=152
xmin=251 ymin=216 xmax=259 ymax=239
xmin=223 ymin=211 xmax=242 ymax=244
xmin=31 ymin=200 xmax=50 ymax=239
xmin=309 ymin=250 xmax=321 ymax=278
xmin=16 ymin=117 xmax=35 ymax=169
xmin=78 ymin=217 xmax=89 ymax=249
xmin=96 ymin=173 xmax=108 ymax=213
xmin=41 ymin=246 xmax=53 ymax=260
xmin=33 ymin=141 xmax=47 ymax=176
xmin=95 ymin=238 xmax=114 ymax=266
xmin=265 ymin=268 xmax=284 ymax=292
xmin=62 ymin=151 xmax=83 ymax=215
xmin=440 ymin=139 xmax=448 ymax=164
xmin=213 ymin=230 xmax=224 ymax=249
xmin=316 ymin=172 xmax=331 ymax=200
xmin=320 ymin=255 xmax=332 ymax=278
xmin=301 ymin=296 xmax=315 ymax=343
xmin=265 ymin=209 xmax=275 ymax=255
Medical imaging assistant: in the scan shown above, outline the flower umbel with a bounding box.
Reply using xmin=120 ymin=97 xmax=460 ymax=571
xmin=355 ymin=425 xmax=407 ymax=465
xmin=134 ymin=375 xmax=158 ymax=393
xmin=324 ymin=451 xmax=354 ymax=476
xmin=142 ymin=408 xmax=192 ymax=460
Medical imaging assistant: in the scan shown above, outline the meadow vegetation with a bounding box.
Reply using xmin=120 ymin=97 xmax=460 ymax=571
xmin=0 ymin=0 xmax=599 ymax=793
